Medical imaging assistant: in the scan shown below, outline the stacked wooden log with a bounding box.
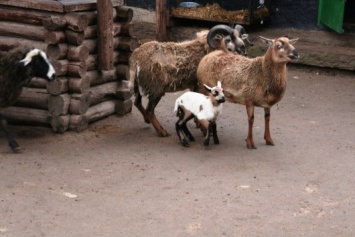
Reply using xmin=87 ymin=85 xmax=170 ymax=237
xmin=0 ymin=4 xmax=136 ymax=133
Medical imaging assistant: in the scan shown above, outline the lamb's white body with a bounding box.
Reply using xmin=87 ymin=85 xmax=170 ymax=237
xmin=174 ymin=81 xmax=225 ymax=147
xmin=174 ymin=92 xmax=223 ymax=122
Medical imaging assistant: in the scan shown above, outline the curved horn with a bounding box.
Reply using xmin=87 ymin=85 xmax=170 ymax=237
xmin=234 ymin=24 xmax=246 ymax=35
xmin=235 ymin=24 xmax=253 ymax=46
xmin=207 ymin=25 xmax=234 ymax=49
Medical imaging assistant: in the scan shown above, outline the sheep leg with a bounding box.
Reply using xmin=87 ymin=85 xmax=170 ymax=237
xmin=181 ymin=114 xmax=195 ymax=142
xmin=245 ymin=103 xmax=257 ymax=149
xmin=176 ymin=108 xmax=194 ymax=146
xmin=176 ymin=121 xmax=189 ymax=147
xmin=0 ymin=114 xmax=20 ymax=151
xmin=134 ymin=93 xmax=150 ymax=124
xmin=211 ymin=121 xmax=220 ymax=145
xmin=146 ymin=97 xmax=169 ymax=137
xmin=264 ymin=108 xmax=275 ymax=146
xmin=199 ymin=119 xmax=211 ymax=146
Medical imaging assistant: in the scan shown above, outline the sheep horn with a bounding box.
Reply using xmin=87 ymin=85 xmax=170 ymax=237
xmin=207 ymin=25 xmax=234 ymax=49
xmin=235 ymin=24 xmax=253 ymax=46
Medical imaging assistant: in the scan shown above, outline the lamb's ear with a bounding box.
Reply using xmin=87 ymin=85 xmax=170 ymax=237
xmin=204 ymin=84 xmax=212 ymax=93
xmin=259 ymin=36 xmax=273 ymax=46
xmin=217 ymin=81 xmax=222 ymax=88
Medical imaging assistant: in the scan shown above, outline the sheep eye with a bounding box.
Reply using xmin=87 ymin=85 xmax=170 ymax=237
xmin=276 ymin=44 xmax=283 ymax=50
xmin=214 ymin=91 xmax=219 ymax=96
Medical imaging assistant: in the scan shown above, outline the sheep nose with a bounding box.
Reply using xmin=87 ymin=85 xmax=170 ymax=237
xmin=51 ymin=74 xmax=56 ymax=80
xmin=218 ymin=97 xmax=226 ymax=103
xmin=237 ymin=46 xmax=247 ymax=56
xmin=288 ymin=50 xmax=299 ymax=60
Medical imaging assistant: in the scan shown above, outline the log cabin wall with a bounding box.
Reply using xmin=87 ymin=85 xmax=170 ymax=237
xmin=0 ymin=0 xmax=137 ymax=133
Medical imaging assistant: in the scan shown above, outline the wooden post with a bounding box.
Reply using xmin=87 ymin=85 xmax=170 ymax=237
xmin=156 ymin=0 xmax=167 ymax=41
xmin=97 ymin=0 xmax=114 ymax=70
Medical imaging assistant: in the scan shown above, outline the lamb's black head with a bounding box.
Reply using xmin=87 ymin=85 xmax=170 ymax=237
xmin=19 ymin=49 xmax=56 ymax=81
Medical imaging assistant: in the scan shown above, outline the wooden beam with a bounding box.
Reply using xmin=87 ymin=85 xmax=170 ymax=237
xmin=97 ymin=0 xmax=114 ymax=70
xmin=156 ymin=0 xmax=167 ymax=41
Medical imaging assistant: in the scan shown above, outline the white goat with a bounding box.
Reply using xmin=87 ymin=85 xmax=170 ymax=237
xmin=197 ymin=36 xmax=299 ymax=149
xmin=174 ymin=81 xmax=225 ymax=147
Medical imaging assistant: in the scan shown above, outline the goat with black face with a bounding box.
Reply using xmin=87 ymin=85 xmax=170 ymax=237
xmin=0 ymin=47 xmax=56 ymax=151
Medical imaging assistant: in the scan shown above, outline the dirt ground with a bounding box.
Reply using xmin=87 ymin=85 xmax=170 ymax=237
xmin=1 ymin=63 xmax=354 ymax=236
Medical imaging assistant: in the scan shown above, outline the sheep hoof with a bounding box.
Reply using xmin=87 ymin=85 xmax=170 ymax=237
xmin=266 ymin=141 xmax=275 ymax=146
xmin=9 ymin=141 xmax=20 ymax=152
xmin=158 ymin=132 xmax=170 ymax=137
xmin=203 ymin=140 xmax=210 ymax=146
xmin=182 ymin=140 xmax=189 ymax=147
xmin=247 ymin=144 xmax=257 ymax=149
xmin=157 ymin=129 xmax=170 ymax=137
xmin=188 ymin=136 xmax=195 ymax=142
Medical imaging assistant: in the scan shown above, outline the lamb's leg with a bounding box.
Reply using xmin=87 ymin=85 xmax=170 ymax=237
xmin=182 ymin=115 xmax=195 ymax=142
xmin=264 ymin=108 xmax=275 ymax=146
xmin=134 ymin=93 xmax=150 ymax=124
xmin=176 ymin=121 xmax=189 ymax=147
xmin=199 ymin=119 xmax=211 ymax=146
xmin=176 ymin=107 xmax=192 ymax=146
xmin=0 ymin=114 xmax=20 ymax=151
xmin=245 ymin=103 xmax=257 ymax=149
xmin=146 ymin=97 xmax=169 ymax=137
xmin=211 ymin=121 xmax=220 ymax=145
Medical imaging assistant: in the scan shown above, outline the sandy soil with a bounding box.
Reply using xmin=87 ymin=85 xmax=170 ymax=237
xmin=0 ymin=63 xmax=354 ymax=237
xmin=1 ymin=17 xmax=355 ymax=237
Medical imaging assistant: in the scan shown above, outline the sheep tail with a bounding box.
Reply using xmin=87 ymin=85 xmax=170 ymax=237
xmin=174 ymin=100 xmax=181 ymax=116
xmin=128 ymin=66 xmax=136 ymax=95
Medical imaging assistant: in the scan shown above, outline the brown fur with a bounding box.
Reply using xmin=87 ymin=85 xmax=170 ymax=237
xmin=197 ymin=36 xmax=299 ymax=148
xmin=129 ymin=30 xmax=241 ymax=137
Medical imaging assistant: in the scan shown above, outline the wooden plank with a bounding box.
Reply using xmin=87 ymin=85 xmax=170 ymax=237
xmin=0 ymin=0 xmax=64 ymax=13
xmin=60 ymin=0 xmax=124 ymax=12
xmin=0 ymin=0 xmax=123 ymax=13
xmin=0 ymin=5 xmax=61 ymax=25
xmin=0 ymin=21 xmax=48 ymax=41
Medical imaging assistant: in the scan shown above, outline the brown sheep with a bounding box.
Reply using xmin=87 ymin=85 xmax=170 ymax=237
xmin=129 ymin=25 xmax=248 ymax=137
xmin=196 ymin=36 xmax=299 ymax=149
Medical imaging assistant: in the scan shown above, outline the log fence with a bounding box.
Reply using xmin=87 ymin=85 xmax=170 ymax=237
xmin=0 ymin=0 xmax=135 ymax=133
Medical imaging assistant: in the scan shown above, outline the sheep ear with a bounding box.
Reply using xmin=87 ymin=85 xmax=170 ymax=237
xmin=241 ymin=34 xmax=249 ymax=40
xmin=259 ymin=36 xmax=273 ymax=45
xmin=19 ymin=58 xmax=31 ymax=67
xmin=214 ymin=34 xmax=223 ymax=40
xmin=290 ymin=38 xmax=299 ymax=44
xmin=217 ymin=81 xmax=222 ymax=88
xmin=19 ymin=49 xmax=40 ymax=66
xmin=204 ymin=84 xmax=212 ymax=93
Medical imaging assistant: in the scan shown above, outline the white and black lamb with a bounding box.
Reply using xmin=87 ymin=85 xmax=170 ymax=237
xmin=0 ymin=47 xmax=56 ymax=151
xmin=174 ymin=81 xmax=225 ymax=147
